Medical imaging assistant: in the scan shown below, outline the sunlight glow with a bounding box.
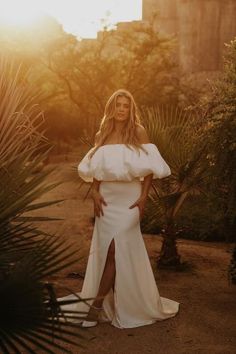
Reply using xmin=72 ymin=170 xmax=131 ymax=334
xmin=0 ymin=0 xmax=142 ymax=38
xmin=0 ymin=0 xmax=42 ymax=26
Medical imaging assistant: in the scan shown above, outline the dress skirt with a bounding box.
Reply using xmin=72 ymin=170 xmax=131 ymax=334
xmin=61 ymin=180 xmax=179 ymax=329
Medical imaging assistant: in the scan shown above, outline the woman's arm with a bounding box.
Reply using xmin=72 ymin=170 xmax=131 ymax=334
xmin=141 ymin=173 xmax=153 ymax=199
xmin=91 ymin=178 xmax=107 ymax=218
xmin=136 ymin=123 xmax=154 ymax=194
xmin=91 ymin=178 xmax=100 ymax=193
xmin=91 ymin=132 xmax=107 ymax=217
xmin=129 ymin=173 xmax=153 ymax=220
xmin=129 ymin=125 xmax=153 ymax=219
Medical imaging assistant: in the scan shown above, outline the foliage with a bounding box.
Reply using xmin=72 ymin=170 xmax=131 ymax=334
xmin=1 ymin=15 xmax=201 ymax=144
xmin=174 ymin=193 xmax=234 ymax=242
xmin=142 ymin=189 xmax=235 ymax=242
xmin=199 ymin=38 xmax=236 ymax=226
xmin=1 ymin=17 xmax=180 ymax=140
xmin=0 ymin=57 xmax=88 ymax=353
xmin=37 ymin=19 xmax=180 ymax=140
xmin=195 ymin=38 xmax=236 ymax=283
xmin=142 ymin=40 xmax=236 ymax=246
xmin=141 ymin=105 xmax=209 ymax=266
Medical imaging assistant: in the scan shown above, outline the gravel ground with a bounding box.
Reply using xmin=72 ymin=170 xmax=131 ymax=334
xmin=27 ymin=155 xmax=236 ymax=354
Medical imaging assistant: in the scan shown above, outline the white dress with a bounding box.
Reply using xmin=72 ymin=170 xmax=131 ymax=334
xmin=61 ymin=143 xmax=179 ymax=329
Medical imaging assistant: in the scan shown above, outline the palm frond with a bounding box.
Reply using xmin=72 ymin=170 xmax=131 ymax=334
xmin=141 ymin=105 xmax=199 ymax=169
xmin=141 ymin=105 xmax=209 ymax=261
xmin=0 ymin=56 xmax=89 ymax=352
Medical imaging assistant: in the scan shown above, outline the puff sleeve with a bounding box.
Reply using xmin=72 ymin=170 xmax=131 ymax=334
xmin=77 ymin=148 xmax=95 ymax=183
xmin=78 ymin=144 xmax=171 ymax=182
xmin=132 ymin=144 xmax=171 ymax=180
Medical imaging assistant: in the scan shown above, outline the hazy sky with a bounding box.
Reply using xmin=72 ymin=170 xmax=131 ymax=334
xmin=0 ymin=0 xmax=142 ymax=38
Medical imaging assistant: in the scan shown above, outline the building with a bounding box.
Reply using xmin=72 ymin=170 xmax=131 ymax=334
xmin=143 ymin=0 xmax=236 ymax=72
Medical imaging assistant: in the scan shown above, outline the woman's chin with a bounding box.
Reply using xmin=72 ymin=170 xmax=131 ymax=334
xmin=114 ymin=117 xmax=128 ymax=122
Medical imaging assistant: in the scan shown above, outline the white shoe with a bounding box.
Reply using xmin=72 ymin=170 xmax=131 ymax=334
xmin=81 ymin=319 xmax=98 ymax=327
xmin=81 ymin=305 xmax=103 ymax=327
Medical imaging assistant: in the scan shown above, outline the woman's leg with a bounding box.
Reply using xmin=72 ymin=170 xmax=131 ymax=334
xmin=92 ymin=239 xmax=116 ymax=309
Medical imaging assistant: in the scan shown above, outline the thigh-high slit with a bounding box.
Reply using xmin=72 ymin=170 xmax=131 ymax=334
xmin=60 ymin=180 xmax=179 ymax=329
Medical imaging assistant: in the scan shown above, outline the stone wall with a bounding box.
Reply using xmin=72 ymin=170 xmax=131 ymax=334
xmin=143 ymin=0 xmax=236 ymax=72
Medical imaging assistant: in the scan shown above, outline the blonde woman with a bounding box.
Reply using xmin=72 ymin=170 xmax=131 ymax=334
xmin=63 ymin=89 xmax=179 ymax=328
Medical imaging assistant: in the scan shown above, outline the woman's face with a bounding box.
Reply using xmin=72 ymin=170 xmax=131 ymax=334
xmin=114 ymin=95 xmax=130 ymax=122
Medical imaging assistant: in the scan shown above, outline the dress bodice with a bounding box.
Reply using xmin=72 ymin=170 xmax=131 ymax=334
xmin=78 ymin=143 xmax=171 ymax=182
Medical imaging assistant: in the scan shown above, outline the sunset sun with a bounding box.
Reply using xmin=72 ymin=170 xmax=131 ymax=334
xmin=0 ymin=0 xmax=142 ymax=38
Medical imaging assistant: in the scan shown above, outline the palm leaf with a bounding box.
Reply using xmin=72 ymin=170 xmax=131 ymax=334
xmin=0 ymin=57 xmax=89 ymax=352
xmin=141 ymin=105 xmax=200 ymax=171
xmin=141 ymin=105 xmax=209 ymax=247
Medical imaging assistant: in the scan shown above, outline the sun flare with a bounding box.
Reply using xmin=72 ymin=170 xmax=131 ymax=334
xmin=0 ymin=0 xmax=142 ymax=38
xmin=0 ymin=0 xmax=42 ymax=26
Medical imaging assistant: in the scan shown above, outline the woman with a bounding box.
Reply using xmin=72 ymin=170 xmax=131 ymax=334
xmin=62 ymin=89 xmax=179 ymax=328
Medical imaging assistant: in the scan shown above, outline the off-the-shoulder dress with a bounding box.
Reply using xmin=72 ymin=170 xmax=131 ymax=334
xmin=60 ymin=144 xmax=179 ymax=329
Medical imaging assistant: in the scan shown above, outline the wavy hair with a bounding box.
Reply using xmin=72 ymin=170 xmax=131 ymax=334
xmin=89 ymin=89 xmax=145 ymax=158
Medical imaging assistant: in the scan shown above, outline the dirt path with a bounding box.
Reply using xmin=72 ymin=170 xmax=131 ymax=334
xmin=31 ymin=155 xmax=236 ymax=354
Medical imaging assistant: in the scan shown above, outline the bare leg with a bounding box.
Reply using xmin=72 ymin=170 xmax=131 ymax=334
xmin=91 ymin=239 xmax=116 ymax=309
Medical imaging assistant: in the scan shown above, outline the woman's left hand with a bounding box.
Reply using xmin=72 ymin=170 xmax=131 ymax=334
xmin=129 ymin=195 xmax=147 ymax=220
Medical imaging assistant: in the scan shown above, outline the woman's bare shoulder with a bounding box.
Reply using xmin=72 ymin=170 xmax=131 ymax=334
xmin=135 ymin=124 xmax=150 ymax=144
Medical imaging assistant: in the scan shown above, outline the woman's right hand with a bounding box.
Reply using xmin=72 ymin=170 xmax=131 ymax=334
xmin=91 ymin=189 xmax=107 ymax=217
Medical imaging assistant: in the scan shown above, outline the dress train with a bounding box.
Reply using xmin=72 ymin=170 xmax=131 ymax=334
xmin=59 ymin=180 xmax=179 ymax=329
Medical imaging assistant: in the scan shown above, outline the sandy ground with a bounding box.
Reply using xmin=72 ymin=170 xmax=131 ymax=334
xmin=29 ymin=152 xmax=236 ymax=354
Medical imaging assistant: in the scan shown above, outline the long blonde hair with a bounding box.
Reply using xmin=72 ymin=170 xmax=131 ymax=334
xmin=89 ymin=89 xmax=145 ymax=158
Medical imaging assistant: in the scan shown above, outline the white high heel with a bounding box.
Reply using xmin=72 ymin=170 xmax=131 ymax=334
xmin=81 ymin=306 xmax=103 ymax=327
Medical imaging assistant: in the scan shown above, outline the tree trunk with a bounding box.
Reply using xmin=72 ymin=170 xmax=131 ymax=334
xmin=229 ymin=244 xmax=236 ymax=284
xmin=157 ymin=223 xmax=181 ymax=267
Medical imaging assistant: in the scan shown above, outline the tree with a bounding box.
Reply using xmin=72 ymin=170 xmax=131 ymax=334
xmin=201 ymin=39 xmax=236 ymax=227
xmin=39 ymin=20 xmax=179 ymax=139
xmin=142 ymin=105 xmax=209 ymax=267
xmin=199 ymin=39 xmax=236 ymax=282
